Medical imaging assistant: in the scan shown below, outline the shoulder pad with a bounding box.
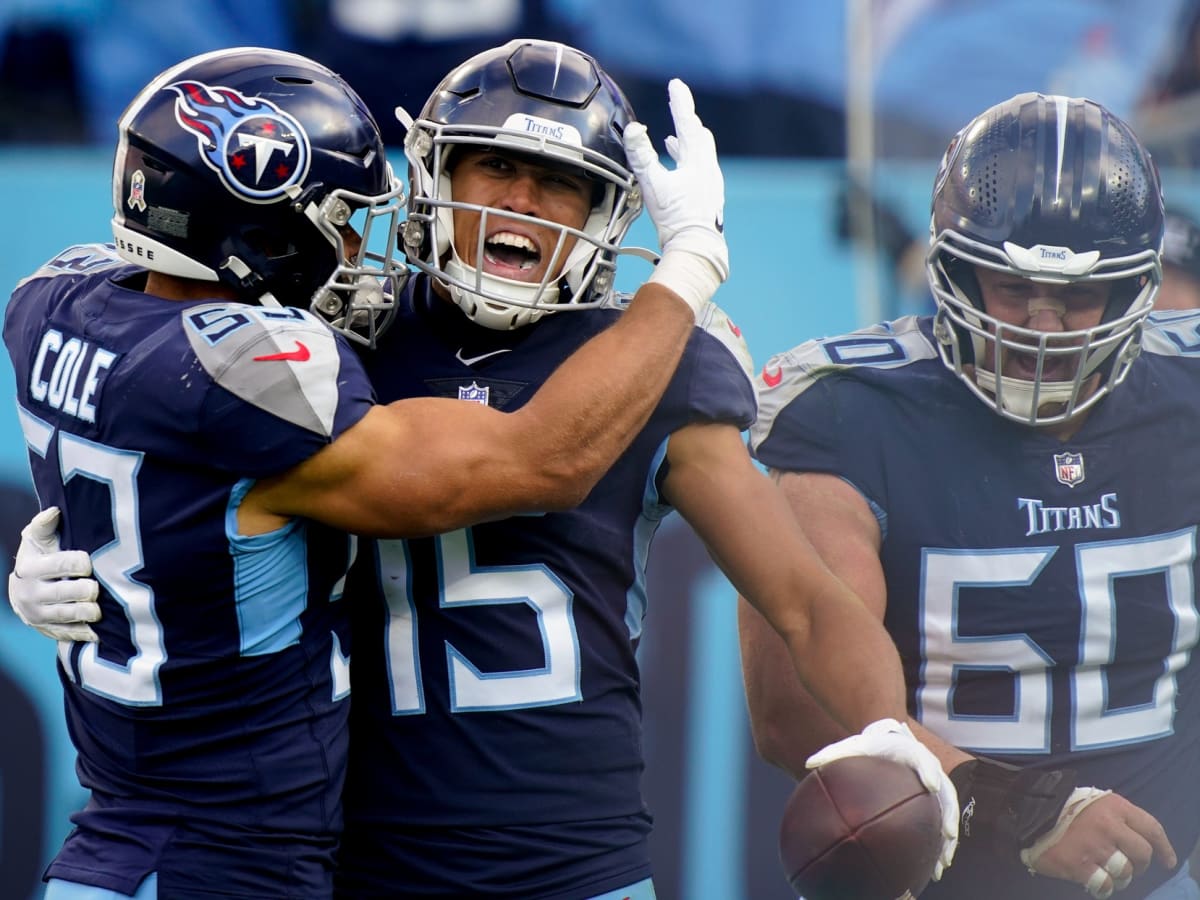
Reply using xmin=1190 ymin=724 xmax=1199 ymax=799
xmin=695 ymin=303 xmax=754 ymax=381
xmin=182 ymin=303 xmax=349 ymax=436
xmin=1141 ymin=309 xmax=1200 ymax=357
xmin=760 ymin=316 xmax=936 ymax=397
xmin=751 ymin=316 xmax=936 ymax=450
xmin=15 ymin=243 xmax=128 ymax=289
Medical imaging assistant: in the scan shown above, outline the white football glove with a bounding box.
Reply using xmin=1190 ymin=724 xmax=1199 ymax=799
xmin=8 ymin=506 xmax=100 ymax=642
xmin=622 ymin=78 xmax=728 ymax=320
xmin=806 ymin=718 xmax=959 ymax=881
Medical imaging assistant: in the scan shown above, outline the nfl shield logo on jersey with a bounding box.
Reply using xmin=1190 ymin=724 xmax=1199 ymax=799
xmin=1054 ymin=451 xmax=1085 ymax=487
xmin=458 ymin=382 xmax=490 ymax=406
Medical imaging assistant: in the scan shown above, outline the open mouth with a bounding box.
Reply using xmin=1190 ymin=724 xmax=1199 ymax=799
xmin=483 ymin=230 xmax=541 ymax=278
xmin=1006 ymin=347 xmax=1075 ymax=382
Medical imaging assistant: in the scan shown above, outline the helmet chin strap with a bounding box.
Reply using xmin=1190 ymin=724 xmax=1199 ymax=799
xmin=973 ymin=366 xmax=1076 ymax=419
xmin=443 ymin=248 xmax=561 ymax=330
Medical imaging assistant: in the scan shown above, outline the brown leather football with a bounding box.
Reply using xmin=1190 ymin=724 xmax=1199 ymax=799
xmin=779 ymin=755 xmax=943 ymax=900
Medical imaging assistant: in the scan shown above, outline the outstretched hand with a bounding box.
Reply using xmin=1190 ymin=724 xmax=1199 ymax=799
xmin=1021 ymin=790 xmax=1175 ymax=899
xmin=623 ymin=79 xmax=728 ymax=318
xmin=8 ymin=506 xmax=100 ymax=642
xmin=807 ymin=718 xmax=959 ymax=881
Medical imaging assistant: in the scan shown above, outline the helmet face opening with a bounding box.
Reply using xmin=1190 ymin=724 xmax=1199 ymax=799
xmin=927 ymin=93 xmax=1165 ymax=427
xmin=112 ymin=46 xmax=407 ymax=346
xmin=399 ymin=39 xmax=643 ymax=331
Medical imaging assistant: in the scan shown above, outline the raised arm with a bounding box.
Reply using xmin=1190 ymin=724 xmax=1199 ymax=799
xmin=246 ymin=79 xmax=730 ymax=537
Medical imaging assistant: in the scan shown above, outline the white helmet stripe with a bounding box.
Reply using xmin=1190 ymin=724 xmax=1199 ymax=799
xmin=1053 ymin=94 xmax=1070 ymax=204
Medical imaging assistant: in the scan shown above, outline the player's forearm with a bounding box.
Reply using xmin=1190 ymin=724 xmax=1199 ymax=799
xmin=763 ymin=472 xmax=917 ymax=743
xmin=706 ymin=471 xmax=909 ymax=735
xmin=740 ymin=611 xmax=851 ymax=778
xmin=524 ymin=283 xmax=694 ymax=495
xmin=792 ymin=619 xmax=906 ymax=735
xmin=907 ymin=719 xmax=973 ymax=772
xmin=791 ymin=602 xmax=910 ymax=736
xmin=738 ymin=564 xmax=912 ymax=755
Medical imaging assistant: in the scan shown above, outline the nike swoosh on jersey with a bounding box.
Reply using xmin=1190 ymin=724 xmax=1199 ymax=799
xmin=455 ymin=347 xmax=512 ymax=366
xmin=254 ymin=341 xmax=311 ymax=362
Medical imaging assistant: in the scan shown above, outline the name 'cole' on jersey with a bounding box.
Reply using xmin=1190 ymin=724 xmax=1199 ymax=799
xmin=3 ymin=245 xmax=373 ymax=896
xmin=751 ymin=312 xmax=1200 ymax=900
xmin=335 ymin=274 xmax=756 ymax=899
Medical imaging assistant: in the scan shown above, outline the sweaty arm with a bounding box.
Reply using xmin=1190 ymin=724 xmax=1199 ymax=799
xmin=244 ymin=281 xmax=697 ymax=537
xmin=663 ymin=425 xmax=913 ymax=735
xmin=739 ymin=469 xmax=1175 ymax=897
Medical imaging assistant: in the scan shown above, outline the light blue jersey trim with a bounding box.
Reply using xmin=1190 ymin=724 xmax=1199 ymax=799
xmin=626 ymin=438 xmax=673 ymax=640
xmin=587 ymin=876 xmax=656 ymax=900
xmin=1147 ymin=861 xmax=1199 ymax=900
xmin=225 ymin=478 xmax=307 ymax=656
xmin=839 ymin=474 xmax=888 ymax=541
xmin=46 ymin=874 xmax=158 ymax=900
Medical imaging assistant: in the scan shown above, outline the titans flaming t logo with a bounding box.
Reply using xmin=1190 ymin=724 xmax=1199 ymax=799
xmin=168 ymin=80 xmax=311 ymax=203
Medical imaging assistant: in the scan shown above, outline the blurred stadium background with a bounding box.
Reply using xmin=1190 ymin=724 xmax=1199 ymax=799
xmin=4 ymin=2 xmax=1200 ymax=898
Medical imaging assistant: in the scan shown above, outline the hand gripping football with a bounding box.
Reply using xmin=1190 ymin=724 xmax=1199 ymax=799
xmin=779 ymin=755 xmax=943 ymax=900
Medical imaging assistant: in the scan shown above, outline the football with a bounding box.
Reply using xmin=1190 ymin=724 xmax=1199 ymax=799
xmin=778 ymin=755 xmax=943 ymax=900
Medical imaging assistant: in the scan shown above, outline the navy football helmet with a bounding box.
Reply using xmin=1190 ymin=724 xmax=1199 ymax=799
xmin=397 ymin=39 xmax=643 ymax=330
xmin=112 ymin=46 xmax=405 ymax=346
xmin=928 ymin=92 xmax=1164 ymax=426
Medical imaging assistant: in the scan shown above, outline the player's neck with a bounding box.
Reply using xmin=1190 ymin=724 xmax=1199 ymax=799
xmin=430 ymin=278 xmax=455 ymax=307
xmin=1037 ymin=410 xmax=1091 ymax=442
xmin=144 ymin=271 xmax=238 ymax=302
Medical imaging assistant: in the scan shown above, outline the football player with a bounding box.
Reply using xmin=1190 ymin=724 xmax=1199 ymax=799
xmin=2 ymin=44 xmax=724 ymax=900
xmin=327 ymin=40 xmax=954 ymax=899
xmin=740 ymin=93 xmax=1192 ymax=900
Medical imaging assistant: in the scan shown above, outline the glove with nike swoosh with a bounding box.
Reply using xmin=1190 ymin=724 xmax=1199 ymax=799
xmin=623 ymin=78 xmax=728 ymax=320
xmin=8 ymin=506 xmax=101 ymax=642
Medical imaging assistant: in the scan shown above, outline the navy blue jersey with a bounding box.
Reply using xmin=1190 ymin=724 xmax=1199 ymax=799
xmin=4 ymin=245 xmax=374 ymax=896
xmin=751 ymin=313 xmax=1200 ymax=900
xmin=336 ymin=276 xmax=756 ymax=898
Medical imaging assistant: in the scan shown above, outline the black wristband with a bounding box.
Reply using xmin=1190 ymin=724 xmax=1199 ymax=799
xmin=950 ymin=757 xmax=1078 ymax=854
